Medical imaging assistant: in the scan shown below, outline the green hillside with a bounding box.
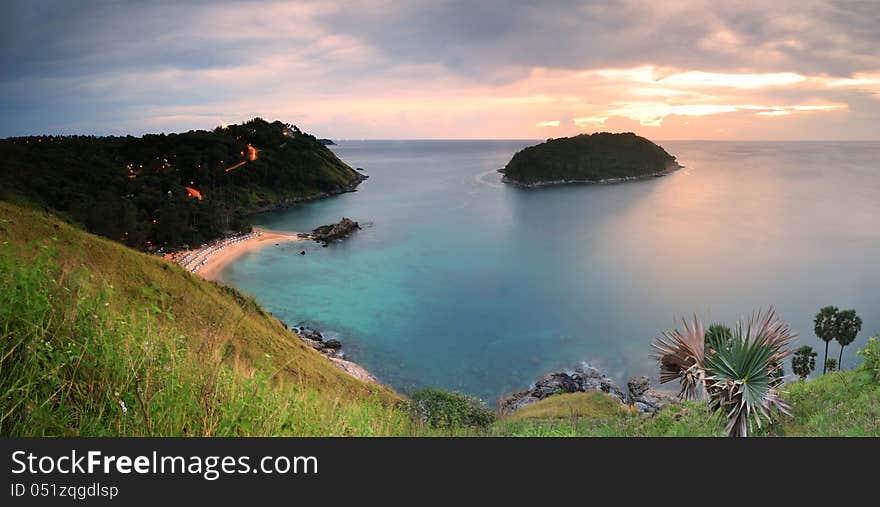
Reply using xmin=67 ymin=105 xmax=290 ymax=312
xmin=500 ymin=132 xmax=680 ymax=187
xmin=0 ymin=200 xmax=409 ymax=436
xmin=0 ymin=119 xmax=364 ymax=251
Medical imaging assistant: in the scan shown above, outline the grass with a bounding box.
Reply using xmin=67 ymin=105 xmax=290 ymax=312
xmin=0 ymin=200 xmax=412 ymax=436
xmin=489 ymin=370 xmax=880 ymax=437
xmin=491 ymin=392 xmax=724 ymax=437
xmin=772 ymin=370 xmax=880 ymax=436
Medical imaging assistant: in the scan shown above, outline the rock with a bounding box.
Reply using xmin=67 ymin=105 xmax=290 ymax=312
xmin=296 ymin=325 xmax=324 ymax=342
xmin=310 ymin=217 xmax=361 ymax=245
xmin=499 ymin=363 xmax=626 ymax=414
xmin=300 ymin=250 xmax=306 ymax=255
xmin=631 ymin=389 xmax=677 ymax=415
xmin=302 ymin=338 xmax=324 ymax=351
xmin=627 ymin=376 xmax=650 ymax=399
xmin=499 ymin=364 xmax=677 ymax=416
xmin=323 ymin=339 xmax=342 ymax=349
xmin=626 ymin=375 xmax=675 ymax=414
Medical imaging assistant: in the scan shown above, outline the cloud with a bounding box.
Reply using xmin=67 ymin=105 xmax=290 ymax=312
xmin=0 ymin=0 xmax=879 ymax=139
xmin=318 ymin=0 xmax=880 ymax=78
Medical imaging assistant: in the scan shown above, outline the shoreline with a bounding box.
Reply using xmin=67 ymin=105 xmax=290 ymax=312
xmin=246 ymin=173 xmax=368 ymax=215
xmin=499 ymin=165 xmax=682 ymax=188
xmin=173 ymin=227 xmax=303 ymax=281
xmin=172 ymin=228 xmax=382 ymax=385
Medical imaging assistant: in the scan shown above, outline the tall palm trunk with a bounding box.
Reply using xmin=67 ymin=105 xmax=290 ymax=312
xmin=839 ymin=346 xmax=845 ymax=371
xmin=823 ymin=341 xmax=829 ymax=373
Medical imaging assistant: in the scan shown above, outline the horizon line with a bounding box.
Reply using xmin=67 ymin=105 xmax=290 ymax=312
xmin=4 ymin=133 xmax=880 ymax=143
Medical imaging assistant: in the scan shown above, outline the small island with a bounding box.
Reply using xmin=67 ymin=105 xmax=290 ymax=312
xmin=499 ymin=132 xmax=681 ymax=188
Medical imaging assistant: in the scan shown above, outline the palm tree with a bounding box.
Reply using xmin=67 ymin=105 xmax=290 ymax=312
xmin=653 ymin=308 xmax=794 ymax=437
xmin=835 ymin=309 xmax=862 ymax=370
xmin=705 ymin=323 xmax=732 ymax=354
xmin=653 ymin=316 xmax=706 ymax=400
xmin=814 ymin=306 xmax=838 ymax=374
xmin=791 ymin=345 xmax=817 ymax=380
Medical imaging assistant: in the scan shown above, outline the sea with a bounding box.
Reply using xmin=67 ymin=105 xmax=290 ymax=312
xmin=219 ymin=140 xmax=880 ymax=402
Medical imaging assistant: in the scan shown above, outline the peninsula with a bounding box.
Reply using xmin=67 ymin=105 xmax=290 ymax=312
xmin=499 ymin=132 xmax=681 ymax=187
xmin=0 ymin=118 xmax=365 ymax=252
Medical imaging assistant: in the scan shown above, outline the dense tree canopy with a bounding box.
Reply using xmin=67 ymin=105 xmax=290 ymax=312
xmin=500 ymin=132 xmax=680 ymax=186
xmin=0 ymin=119 xmax=362 ymax=250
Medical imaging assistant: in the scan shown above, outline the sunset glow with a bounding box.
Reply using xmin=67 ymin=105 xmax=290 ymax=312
xmin=2 ymin=1 xmax=879 ymax=140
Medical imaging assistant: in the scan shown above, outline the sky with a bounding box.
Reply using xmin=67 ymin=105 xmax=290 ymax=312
xmin=2 ymin=0 xmax=880 ymax=139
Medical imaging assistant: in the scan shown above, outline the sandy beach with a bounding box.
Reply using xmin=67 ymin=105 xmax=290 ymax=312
xmin=177 ymin=228 xmax=303 ymax=281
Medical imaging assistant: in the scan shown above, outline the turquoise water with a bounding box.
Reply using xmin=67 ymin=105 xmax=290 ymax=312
xmin=222 ymin=140 xmax=880 ymax=401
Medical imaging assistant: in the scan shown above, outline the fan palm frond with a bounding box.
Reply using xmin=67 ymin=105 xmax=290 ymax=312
xmin=651 ymin=315 xmax=706 ymax=400
xmin=703 ymin=308 xmax=794 ymax=437
xmin=652 ymin=308 xmax=795 ymax=437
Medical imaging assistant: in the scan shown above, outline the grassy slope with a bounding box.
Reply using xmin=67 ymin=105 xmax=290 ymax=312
xmin=0 ymin=200 xmax=412 ymax=436
xmin=491 ymin=370 xmax=880 ymax=437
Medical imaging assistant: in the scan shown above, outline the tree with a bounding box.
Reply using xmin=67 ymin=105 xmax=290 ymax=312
xmin=653 ymin=308 xmax=794 ymax=437
xmin=835 ymin=309 xmax=862 ymax=370
xmin=814 ymin=306 xmax=839 ymax=374
xmin=791 ymin=345 xmax=817 ymax=380
xmin=825 ymin=358 xmax=837 ymax=373
xmin=705 ymin=323 xmax=732 ymax=354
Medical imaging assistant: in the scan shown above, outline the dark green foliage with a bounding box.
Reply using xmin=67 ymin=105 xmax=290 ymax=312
xmin=857 ymin=336 xmax=880 ymax=381
xmin=814 ymin=305 xmax=838 ymax=373
xmin=654 ymin=310 xmax=794 ymax=437
xmin=410 ymin=388 xmax=496 ymax=429
xmin=814 ymin=306 xmax=862 ymax=372
xmin=835 ymin=309 xmax=862 ymax=369
xmin=501 ymin=132 xmax=679 ymax=186
xmin=0 ymin=118 xmax=362 ymax=251
xmin=792 ymin=345 xmax=818 ymax=380
xmin=825 ymin=358 xmax=838 ymax=373
xmin=705 ymin=323 xmax=733 ymax=354
xmin=771 ymin=360 xmax=785 ymax=380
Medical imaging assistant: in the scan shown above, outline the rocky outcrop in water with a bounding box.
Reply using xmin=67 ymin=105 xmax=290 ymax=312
xmin=498 ymin=363 xmax=675 ymax=415
xmin=294 ymin=324 xmax=345 ymax=356
xmin=290 ymin=324 xmax=377 ymax=383
xmin=310 ymin=217 xmax=361 ymax=245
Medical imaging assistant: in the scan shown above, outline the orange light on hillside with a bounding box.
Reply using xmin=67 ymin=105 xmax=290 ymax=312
xmin=224 ymin=161 xmax=245 ymax=172
xmin=247 ymin=144 xmax=257 ymax=161
xmin=185 ymin=187 xmax=203 ymax=200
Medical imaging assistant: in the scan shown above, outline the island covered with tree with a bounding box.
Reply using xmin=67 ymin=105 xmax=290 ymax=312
xmin=499 ymin=132 xmax=681 ymax=187
xmin=0 ymin=118 xmax=365 ymax=251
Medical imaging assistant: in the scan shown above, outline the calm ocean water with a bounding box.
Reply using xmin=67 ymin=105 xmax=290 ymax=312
xmin=221 ymin=140 xmax=880 ymax=401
